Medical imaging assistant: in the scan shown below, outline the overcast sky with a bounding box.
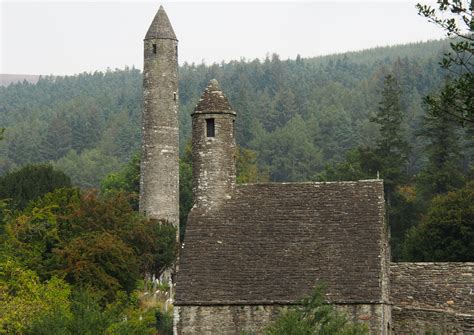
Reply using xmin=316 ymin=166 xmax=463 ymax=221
xmin=1 ymin=0 xmax=445 ymax=76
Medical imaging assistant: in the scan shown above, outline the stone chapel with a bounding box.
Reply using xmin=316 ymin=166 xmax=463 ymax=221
xmin=139 ymin=5 xmax=474 ymax=335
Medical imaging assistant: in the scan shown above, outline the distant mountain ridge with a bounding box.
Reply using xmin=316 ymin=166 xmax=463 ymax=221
xmin=0 ymin=74 xmax=41 ymax=87
xmin=1 ymin=39 xmax=447 ymax=87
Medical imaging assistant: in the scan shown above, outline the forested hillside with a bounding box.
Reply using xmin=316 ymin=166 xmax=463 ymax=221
xmin=0 ymin=1 xmax=473 ymax=330
xmin=0 ymin=39 xmax=458 ymax=185
xmin=2 ymin=37 xmax=472 ymax=261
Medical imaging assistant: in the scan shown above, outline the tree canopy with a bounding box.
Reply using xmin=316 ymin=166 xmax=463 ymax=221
xmin=416 ymin=0 xmax=473 ymax=125
xmin=403 ymin=181 xmax=474 ymax=261
xmin=0 ymin=164 xmax=71 ymax=211
xmin=0 ymin=40 xmax=452 ymax=186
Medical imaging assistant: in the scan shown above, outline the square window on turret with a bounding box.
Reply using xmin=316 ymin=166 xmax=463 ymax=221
xmin=152 ymin=44 xmax=157 ymax=54
xmin=206 ymin=118 xmax=215 ymax=137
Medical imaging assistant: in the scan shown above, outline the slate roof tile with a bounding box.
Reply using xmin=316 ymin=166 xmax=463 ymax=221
xmin=175 ymin=180 xmax=386 ymax=305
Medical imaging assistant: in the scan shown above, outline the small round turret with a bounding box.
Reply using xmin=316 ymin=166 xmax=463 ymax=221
xmin=191 ymin=79 xmax=236 ymax=210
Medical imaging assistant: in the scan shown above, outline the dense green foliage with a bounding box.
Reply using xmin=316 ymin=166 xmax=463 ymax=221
xmin=0 ymin=11 xmax=472 ymax=335
xmin=0 ymin=264 xmax=159 ymax=335
xmin=0 ymin=164 xmax=71 ymax=211
xmin=0 ymin=36 xmax=472 ymax=249
xmin=0 ymin=37 xmax=472 ymax=262
xmin=0 ymin=181 xmax=177 ymax=333
xmin=0 ymin=8 xmax=473 ymax=332
xmin=416 ymin=0 xmax=473 ymax=125
xmin=155 ymin=309 xmax=173 ymax=335
xmin=371 ymin=75 xmax=409 ymax=196
xmin=265 ymin=286 xmax=368 ymax=335
xmin=0 ymin=40 xmax=451 ymax=186
xmin=315 ymin=0 xmax=473 ymax=260
xmin=2 ymin=188 xmax=176 ymax=298
xmin=417 ymin=103 xmax=465 ymax=201
xmin=403 ymin=181 xmax=474 ymax=261
xmin=101 ymin=153 xmax=141 ymax=209
xmin=0 ymin=260 xmax=70 ymax=334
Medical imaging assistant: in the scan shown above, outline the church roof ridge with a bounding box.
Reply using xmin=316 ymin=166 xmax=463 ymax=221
xmin=236 ymin=179 xmax=383 ymax=187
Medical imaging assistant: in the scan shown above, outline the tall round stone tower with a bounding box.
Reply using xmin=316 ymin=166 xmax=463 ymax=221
xmin=140 ymin=6 xmax=179 ymax=238
xmin=191 ymin=79 xmax=236 ymax=210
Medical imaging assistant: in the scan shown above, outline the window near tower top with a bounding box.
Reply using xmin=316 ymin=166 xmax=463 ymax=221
xmin=152 ymin=44 xmax=157 ymax=54
xmin=206 ymin=118 xmax=215 ymax=138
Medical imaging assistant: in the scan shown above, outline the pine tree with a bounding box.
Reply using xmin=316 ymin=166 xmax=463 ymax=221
xmin=273 ymin=86 xmax=298 ymax=129
xmin=371 ymin=75 xmax=413 ymax=260
xmin=417 ymin=99 xmax=465 ymax=201
xmin=40 ymin=114 xmax=72 ymax=161
xmin=371 ymin=74 xmax=410 ymax=197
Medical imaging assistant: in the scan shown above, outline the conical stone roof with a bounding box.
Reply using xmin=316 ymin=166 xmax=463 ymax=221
xmin=193 ymin=79 xmax=235 ymax=115
xmin=145 ymin=5 xmax=177 ymax=41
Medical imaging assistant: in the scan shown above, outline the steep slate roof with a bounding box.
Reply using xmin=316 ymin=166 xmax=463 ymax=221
xmin=175 ymin=180 xmax=386 ymax=306
xmin=192 ymin=79 xmax=235 ymax=115
xmin=145 ymin=6 xmax=177 ymax=41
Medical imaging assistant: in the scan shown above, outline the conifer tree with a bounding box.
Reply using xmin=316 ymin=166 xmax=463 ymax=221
xmin=371 ymin=75 xmax=413 ymax=260
xmin=0 ymin=164 xmax=71 ymax=210
xmin=417 ymin=100 xmax=465 ymax=201
xmin=416 ymin=0 xmax=473 ymax=125
xmin=371 ymin=74 xmax=409 ymax=197
xmin=40 ymin=114 xmax=72 ymax=161
xmin=274 ymin=86 xmax=298 ymax=128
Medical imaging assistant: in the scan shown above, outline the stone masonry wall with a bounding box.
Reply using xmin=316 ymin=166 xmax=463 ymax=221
xmin=390 ymin=262 xmax=474 ymax=334
xmin=174 ymin=303 xmax=389 ymax=334
xmin=140 ymin=35 xmax=179 ymax=234
xmin=191 ymin=112 xmax=236 ymax=210
xmin=338 ymin=303 xmax=391 ymax=334
xmin=174 ymin=305 xmax=280 ymax=335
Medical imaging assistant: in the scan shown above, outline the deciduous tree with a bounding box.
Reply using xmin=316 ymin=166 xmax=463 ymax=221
xmin=403 ymin=181 xmax=474 ymax=261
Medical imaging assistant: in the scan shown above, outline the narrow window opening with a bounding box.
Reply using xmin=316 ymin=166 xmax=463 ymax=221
xmin=232 ymin=120 xmax=235 ymax=139
xmin=152 ymin=44 xmax=157 ymax=54
xmin=175 ymin=45 xmax=178 ymax=56
xmin=173 ymin=92 xmax=177 ymax=101
xmin=206 ymin=118 xmax=215 ymax=137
